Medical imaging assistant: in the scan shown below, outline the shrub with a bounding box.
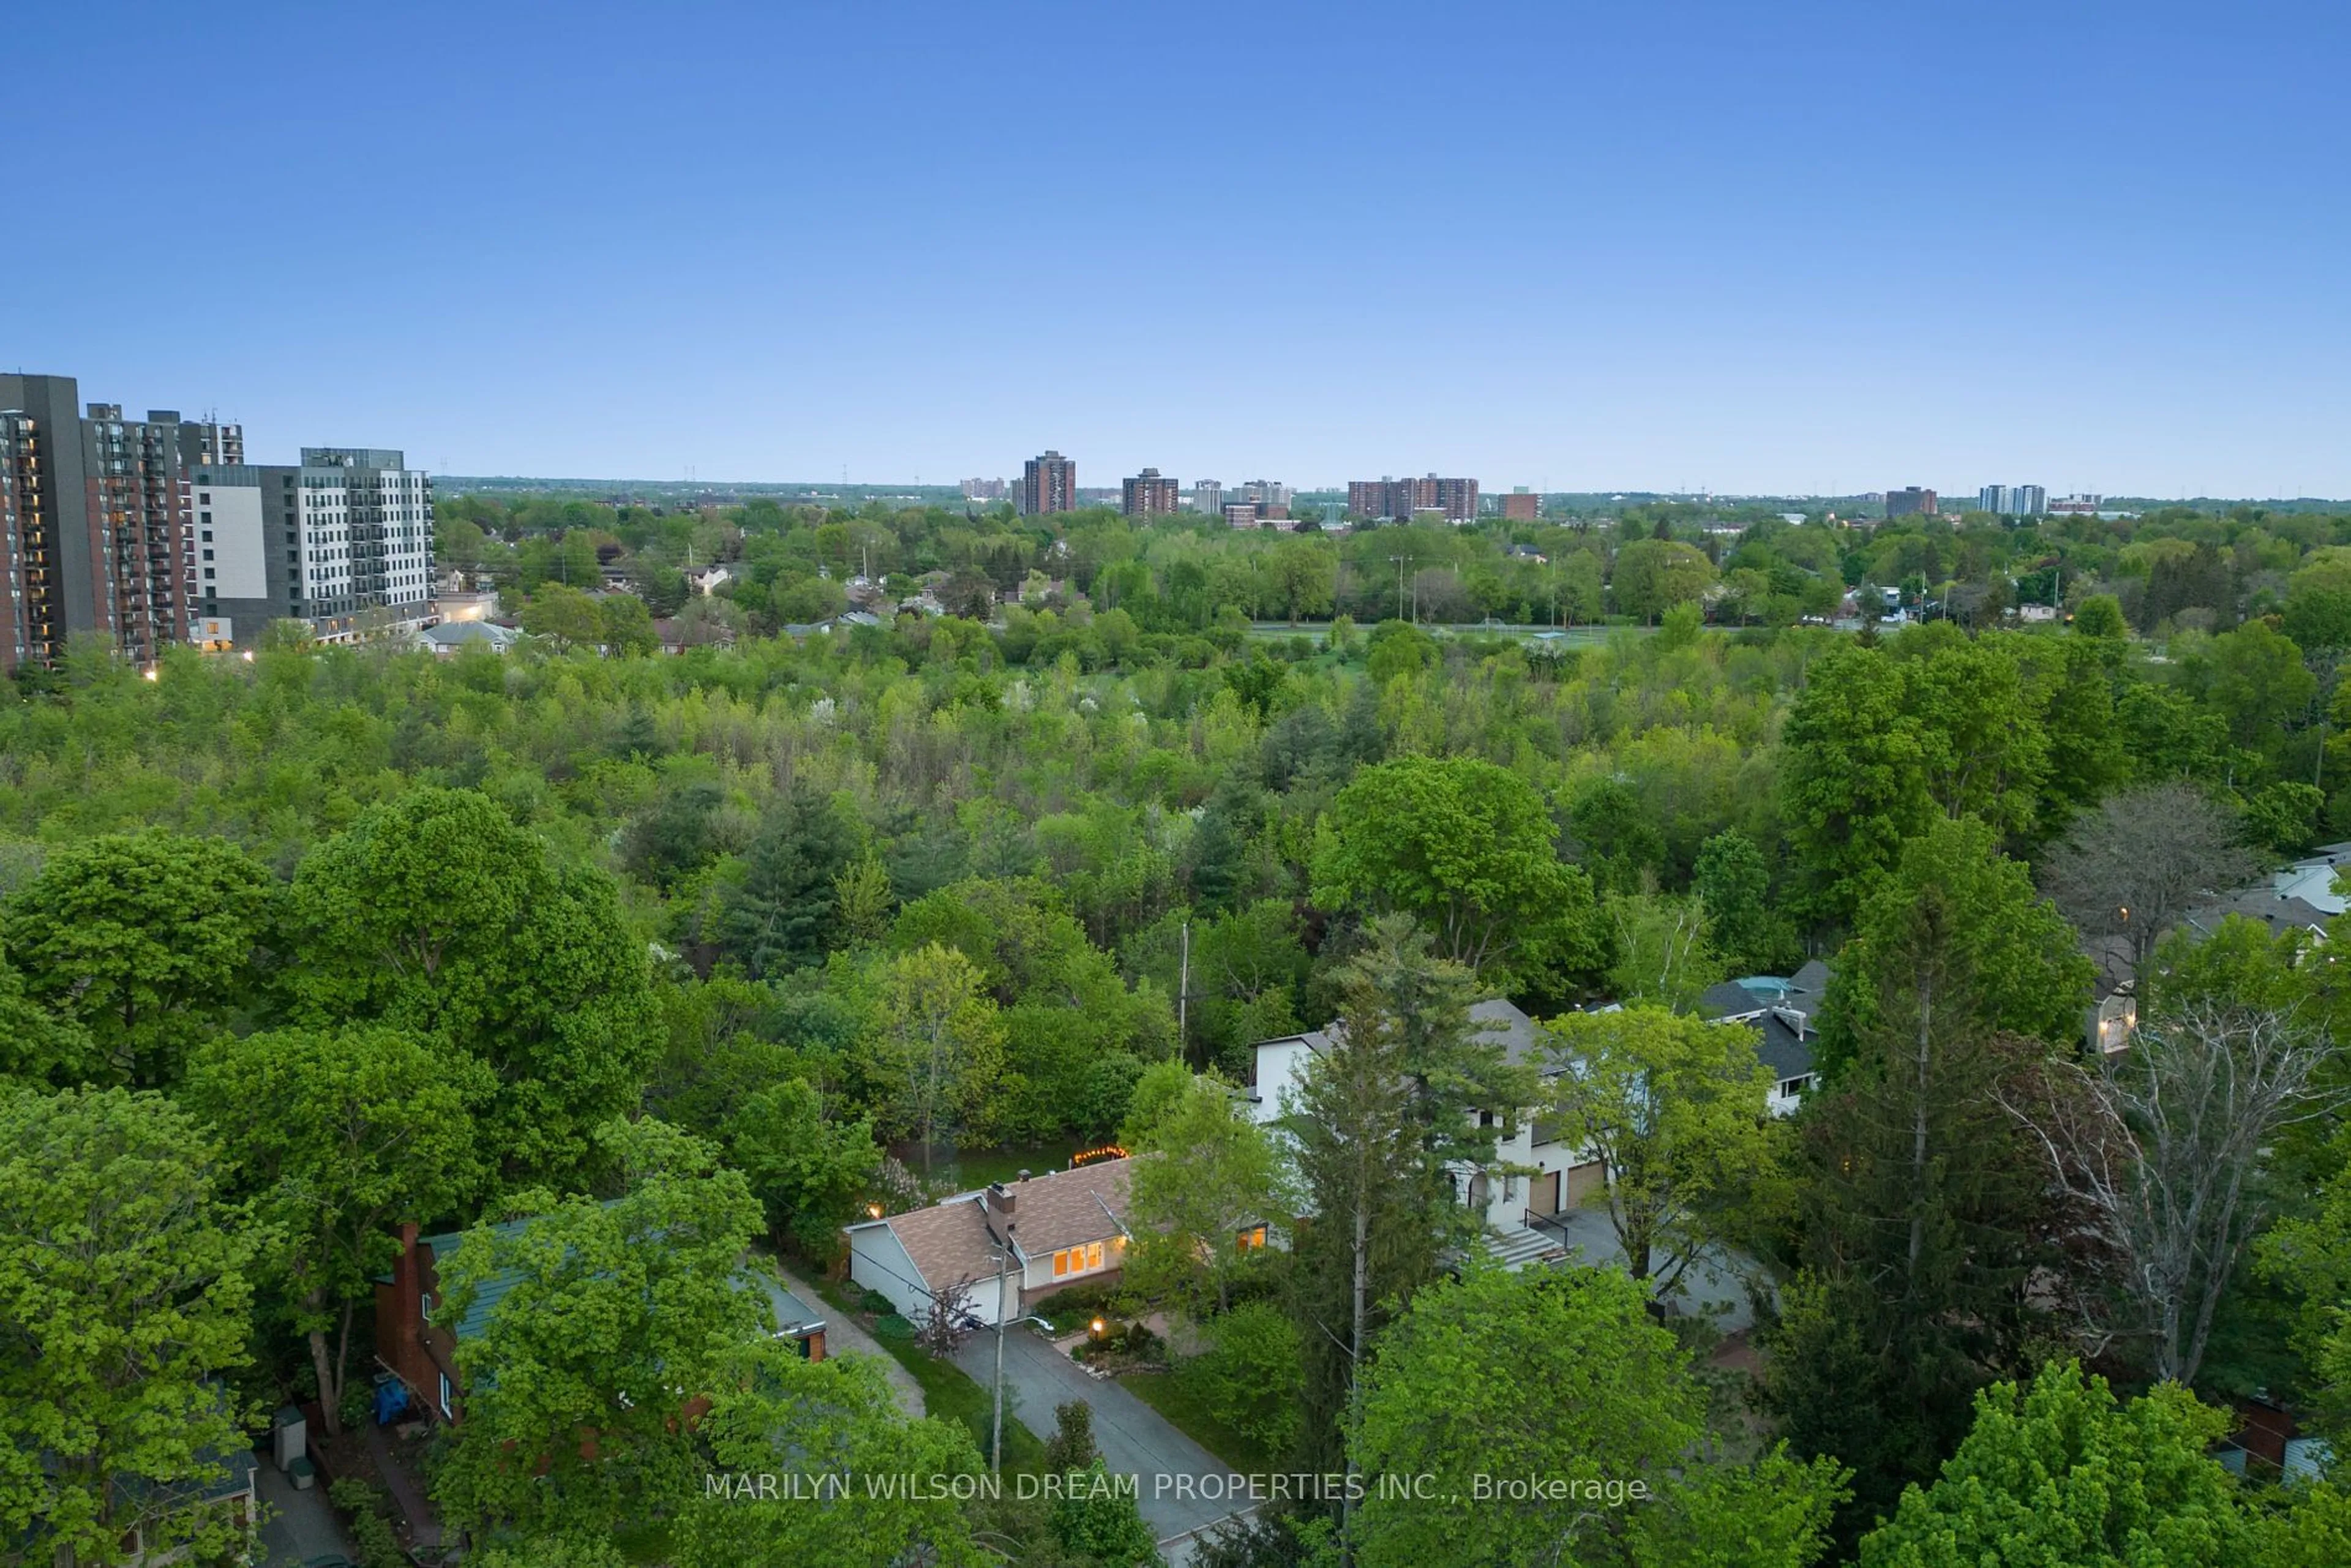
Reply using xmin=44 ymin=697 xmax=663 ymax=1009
xmin=1177 ymin=1300 xmax=1303 ymax=1453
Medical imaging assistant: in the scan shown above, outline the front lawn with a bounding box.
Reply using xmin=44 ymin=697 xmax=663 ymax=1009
xmin=806 ymin=1274 xmax=1047 ymax=1472
xmin=1116 ymin=1368 xmax=1282 ymax=1476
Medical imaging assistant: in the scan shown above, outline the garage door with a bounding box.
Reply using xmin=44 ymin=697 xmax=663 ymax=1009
xmin=1565 ymin=1160 xmax=1607 ymax=1206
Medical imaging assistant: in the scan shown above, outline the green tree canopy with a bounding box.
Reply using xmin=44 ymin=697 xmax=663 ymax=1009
xmin=183 ymin=1023 xmax=489 ymax=1432
xmin=4 ymin=829 xmax=269 ymax=1088
xmin=279 ymin=787 xmax=661 ymax=1184
xmin=1856 ymin=1363 xmax=2244 ymax=1568
xmin=1351 ymin=1263 xmax=1845 ymax=1568
xmin=1311 ymin=754 xmax=1602 ymax=981
xmin=0 ymin=1087 xmax=255 ymax=1568
xmin=433 ymin=1119 xmax=770 ymax=1540
xmin=1539 ymin=1003 xmax=1775 ymax=1289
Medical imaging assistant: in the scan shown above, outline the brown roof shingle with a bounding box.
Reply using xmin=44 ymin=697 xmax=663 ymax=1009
xmin=885 ymin=1158 xmax=1133 ymax=1291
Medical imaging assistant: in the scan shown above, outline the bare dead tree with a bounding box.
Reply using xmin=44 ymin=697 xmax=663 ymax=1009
xmin=917 ymin=1275 xmax=979 ymax=1358
xmin=2000 ymin=1000 xmax=2345 ymax=1386
xmin=2038 ymin=782 xmax=2263 ymax=983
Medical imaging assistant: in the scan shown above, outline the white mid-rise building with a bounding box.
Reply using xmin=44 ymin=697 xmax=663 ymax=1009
xmin=269 ymin=448 xmax=434 ymax=642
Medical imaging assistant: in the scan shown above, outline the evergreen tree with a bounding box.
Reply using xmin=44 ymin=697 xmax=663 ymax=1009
xmin=1286 ymin=918 xmax=1533 ymax=1489
xmin=1763 ymin=875 xmax=2060 ymax=1548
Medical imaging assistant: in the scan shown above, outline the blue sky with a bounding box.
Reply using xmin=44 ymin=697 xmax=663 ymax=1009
xmin=8 ymin=1 xmax=2348 ymax=495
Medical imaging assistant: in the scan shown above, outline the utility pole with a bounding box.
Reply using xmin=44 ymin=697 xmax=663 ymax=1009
xmin=1390 ymin=554 xmax=1406 ymax=622
xmin=1178 ymin=920 xmax=1191 ymax=1065
xmin=991 ymin=1250 xmax=1011 ymax=1473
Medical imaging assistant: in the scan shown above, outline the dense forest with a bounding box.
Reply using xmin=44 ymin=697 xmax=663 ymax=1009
xmin=11 ymin=493 xmax=2351 ymax=1566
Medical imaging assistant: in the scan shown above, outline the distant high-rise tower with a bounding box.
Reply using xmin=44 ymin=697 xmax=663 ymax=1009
xmin=1976 ymin=484 xmax=2046 ymax=518
xmin=1122 ymin=468 xmax=1180 ymax=518
xmin=1884 ymin=487 xmax=1938 ymax=518
xmin=1022 ymin=450 xmax=1077 ymax=516
xmin=0 ymin=374 xmax=206 ymax=670
xmin=1192 ymin=479 xmax=1223 ymax=516
xmin=1502 ymin=489 xmax=1540 ymax=521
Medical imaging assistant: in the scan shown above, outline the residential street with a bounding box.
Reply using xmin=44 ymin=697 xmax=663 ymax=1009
xmin=952 ymin=1326 xmax=1247 ymax=1553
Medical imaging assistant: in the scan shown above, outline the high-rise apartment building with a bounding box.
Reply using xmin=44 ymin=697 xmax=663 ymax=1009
xmin=190 ymin=448 xmax=435 ymax=648
xmin=1884 ymin=487 xmax=1938 ymax=518
xmin=960 ymin=477 xmax=1008 ymax=501
xmin=1346 ymin=472 xmax=1477 ymax=522
xmin=1502 ymin=489 xmax=1540 ymax=521
xmin=253 ymin=449 xmax=435 ymax=642
xmin=1021 ymin=450 xmax=1077 ymax=516
xmin=1122 ymin=468 xmax=1180 ymax=518
xmin=1977 ymin=484 xmax=2047 ymax=518
xmin=1222 ymin=502 xmax=1260 ymax=529
xmin=1433 ymin=476 xmax=1479 ymax=523
xmin=0 ymin=375 xmax=225 ymax=670
xmin=1192 ymin=479 xmax=1223 ymax=516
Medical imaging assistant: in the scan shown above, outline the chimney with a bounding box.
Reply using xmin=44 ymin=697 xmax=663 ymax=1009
xmin=391 ymin=1222 xmax=423 ymax=1354
xmin=986 ymin=1182 xmax=1016 ymax=1218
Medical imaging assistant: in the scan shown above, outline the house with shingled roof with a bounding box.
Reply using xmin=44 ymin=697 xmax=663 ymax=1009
xmin=844 ymin=1157 xmax=1134 ymax=1328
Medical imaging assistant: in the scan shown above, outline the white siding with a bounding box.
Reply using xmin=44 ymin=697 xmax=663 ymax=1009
xmin=845 ymin=1223 xmax=929 ymax=1321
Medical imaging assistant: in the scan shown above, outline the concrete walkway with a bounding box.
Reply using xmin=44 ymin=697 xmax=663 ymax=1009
xmin=254 ymin=1453 xmax=358 ymax=1566
xmin=771 ymin=1261 xmax=926 ymax=1420
xmin=952 ymin=1325 xmax=1243 ymax=1548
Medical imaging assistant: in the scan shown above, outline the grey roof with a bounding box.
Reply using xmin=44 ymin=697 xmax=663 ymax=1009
xmin=756 ymin=1272 xmax=825 ymax=1337
xmin=2185 ymin=888 xmax=2333 ymax=940
xmin=418 ymin=619 xmax=520 ymax=648
xmin=1753 ymin=1012 xmax=1817 ymax=1082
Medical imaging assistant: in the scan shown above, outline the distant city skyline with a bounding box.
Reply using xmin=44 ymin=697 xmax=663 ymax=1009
xmin=10 ymin=2 xmax=2349 ymax=495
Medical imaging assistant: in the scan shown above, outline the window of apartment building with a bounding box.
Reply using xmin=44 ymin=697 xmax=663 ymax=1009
xmin=1051 ymin=1241 xmax=1105 ymax=1278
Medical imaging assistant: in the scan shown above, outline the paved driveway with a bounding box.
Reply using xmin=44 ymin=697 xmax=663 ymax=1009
xmin=1528 ymin=1207 xmax=1765 ymax=1330
xmin=254 ymin=1453 xmax=358 ymax=1566
xmin=952 ymin=1326 xmax=1245 ymax=1549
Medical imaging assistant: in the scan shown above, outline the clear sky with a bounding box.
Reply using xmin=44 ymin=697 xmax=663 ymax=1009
xmin=9 ymin=1 xmax=2348 ymax=496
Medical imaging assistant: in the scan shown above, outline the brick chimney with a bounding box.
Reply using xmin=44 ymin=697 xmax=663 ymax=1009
xmin=389 ymin=1223 xmax=423 ymax=1358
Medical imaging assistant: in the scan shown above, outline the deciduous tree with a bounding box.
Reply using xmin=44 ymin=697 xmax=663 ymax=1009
xmin=184 ymin=1024 xmax=487 ymax=1433
xmin=0 ymin=1087 xmax=255 ymax=1567
xmin=1311 ymin=755 xmax=1601 ymax=980
xmin=1350 ymin=1264 xmax=1845 ymax=1568
xmin=1539 ymin=1003 xmax=1775 ymax=1290
xmin=862 ymin=942 xmax=1005 ymax=1176
xmin=4 ymin=829 xmax=269 ymax=1088
xmin=2038 ymin=781 xmax=2263 ymax=984
xmin=1125 ymin=1070 xmax=1289 ymax=1313
xmin=280 ymin=788 xmax=661 ymax=1184
xmin=1857 ymin=1363 xmax=2245 ymax=1568
xmin=433 ymin=1119 xmax=769 ymax=1540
